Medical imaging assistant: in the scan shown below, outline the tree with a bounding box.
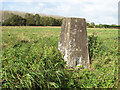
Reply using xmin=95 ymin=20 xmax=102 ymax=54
xmin=34 ymin=14 xmax=40 ymax=26
xmin=40 ymin=16 xmax=49 ymax=26
xmin=99 ymin=24 xmax=103 ymax=28
xmin=48 ymin=17 xmax=55 ymax=26
xmin=95 ymin=25 xmax=100 ymax=28
xmin=57 ymin=19 xmax=62 ymax=26
xmin=90 ymin=22 xmax=95 ymax=28
xmin=102 ymin=24 xmax=110 ymax=28
xmin=2 ymin=15 xmax=26 ymax=26
xmin=86 ymin=22 xmax=90 ymax=27
xmin=53 ymin=18 xmax=62 ymax=26
xmin=110 ymin=24 xmax=117 ymax=28
xmin=25 ymin=13 xmax=35 ymax=26
xmin=26 ymin=17 xmax=35 ymax=26
xmin=25 ymin=13 xmax=34 ymax=18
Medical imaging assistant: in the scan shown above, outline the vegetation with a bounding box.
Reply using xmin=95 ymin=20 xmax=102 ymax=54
xmin=1 ymin=11 xmax=63 ymax=26
xmin=2 ymin=14 xmax=63 ymax=26
xmin=1 ymin=10 xmax=119 ymax=28
xmin=2 ymin=15 xmax=26 ymax=26
xmin=87 ymin=22 xmax=120 ymax=28
xmin=2 ymin=26 xmax=118 ymax=88
xmin=1 ymin=10 xmax=63 ymax=21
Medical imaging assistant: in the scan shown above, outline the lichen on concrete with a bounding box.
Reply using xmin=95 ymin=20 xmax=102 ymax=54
xmin=58 ymin=18 xmax=90 ymax=68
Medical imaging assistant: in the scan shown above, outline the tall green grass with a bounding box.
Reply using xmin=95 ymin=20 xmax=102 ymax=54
xmin=2 ymin=26 xmax=118 ymax=88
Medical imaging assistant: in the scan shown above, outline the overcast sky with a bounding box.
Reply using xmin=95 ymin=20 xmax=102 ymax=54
xmin=1 ymin=0 xmax=119 ymax=25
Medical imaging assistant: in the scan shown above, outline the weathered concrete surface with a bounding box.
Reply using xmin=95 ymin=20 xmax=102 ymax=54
xmin=58 ymin=18 xmax=90 ymax=68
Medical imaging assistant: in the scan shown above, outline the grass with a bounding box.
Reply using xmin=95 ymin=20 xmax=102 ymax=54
xmin=2 ymin=26 xmax=118 ymax=88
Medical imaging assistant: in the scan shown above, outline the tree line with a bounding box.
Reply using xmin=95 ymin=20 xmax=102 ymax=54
xmin=2 ymin=13 xmax=63 ymax=26
xmin=87 ymin=22 xmax=120 ymax=28
xmin=2 ymin=13 xmax=119 ymax=28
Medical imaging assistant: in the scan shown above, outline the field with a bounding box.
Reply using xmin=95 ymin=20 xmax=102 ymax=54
xmin=2 ymin=26 xmax=118 ymax=88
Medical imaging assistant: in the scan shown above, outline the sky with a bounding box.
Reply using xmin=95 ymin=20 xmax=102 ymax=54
xmin=0 ymin=0 xmax=119 ymax=25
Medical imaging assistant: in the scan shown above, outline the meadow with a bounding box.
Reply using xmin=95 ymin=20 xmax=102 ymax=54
xmin=2 ymin=26 xmax=118 ymax=88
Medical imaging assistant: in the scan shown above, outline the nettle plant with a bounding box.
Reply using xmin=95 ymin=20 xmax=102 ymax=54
xmin=88 ymin=33 xmax=103 ymax=61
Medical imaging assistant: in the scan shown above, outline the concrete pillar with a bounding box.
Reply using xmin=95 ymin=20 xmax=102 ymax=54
xmin=58 ymin=18 xmax=90 ymax=68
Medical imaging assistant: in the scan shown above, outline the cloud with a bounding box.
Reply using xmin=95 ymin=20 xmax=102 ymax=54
xmin=1 ymin=0 xmax=119 ymax=24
